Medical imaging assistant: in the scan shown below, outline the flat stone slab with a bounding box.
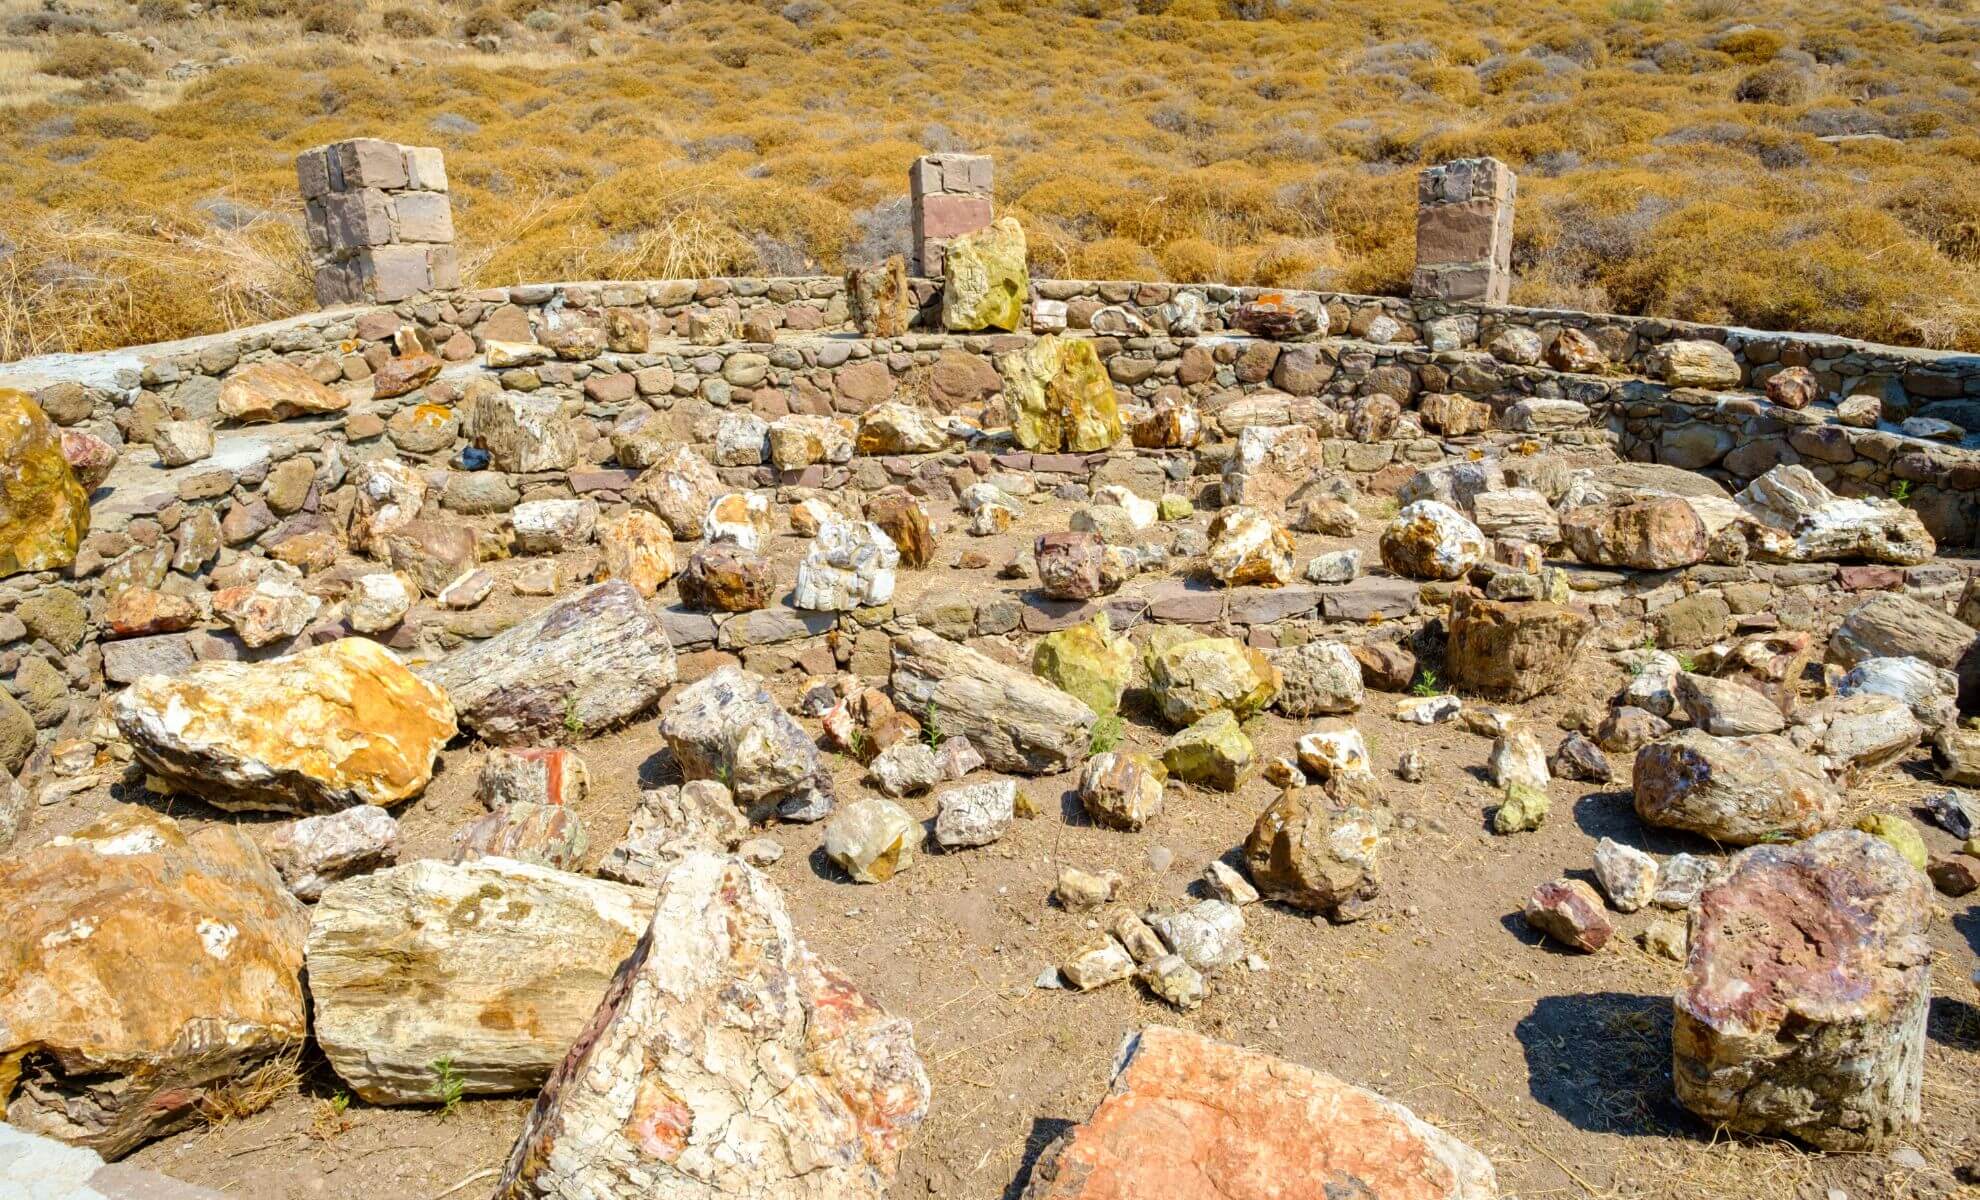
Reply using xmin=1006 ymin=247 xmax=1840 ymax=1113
xmin=1320 ymin=577 xmax=1420 ymax=620
xmin=0 ymin=1123 xmax=233 ymax=1199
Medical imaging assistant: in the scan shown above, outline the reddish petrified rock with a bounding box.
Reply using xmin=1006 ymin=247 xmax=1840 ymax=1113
xmin=1523 ymin=878 xmax=1612 ymax=952
xmin=1445 ymin=591 xmax=1590 ymax=702
xmin=1676 ymin=831 xmax=1932 ymax=1150
xmin=105 ymin=585 xmax=199 ymax=637
xmin=1764 ymin=365 xmax=1820 ymax=410
xmin=370 ymin=351 xmax=443 ymax=400
xmin=865 ymin=486 xmax=935 ymax=569
xmin=1634 ymin=729 xmax=1840 ymax=845
xmin=677 ymin=543 xmax=773 ymax=612
xmin=1560 ymin=496 xmax=1708 ymax=570
xmin=1022 ymin=1025 xmax=1497 ymax=1200
xmin=1035 ymin=529 xmax=1132 ymax=600
xmin=493 ymin=853 xmax=929 ymax=1200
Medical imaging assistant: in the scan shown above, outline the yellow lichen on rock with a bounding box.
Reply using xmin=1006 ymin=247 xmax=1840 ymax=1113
xmin=942 ymin=216 xmax=1027 ymax=332
xmin=114 ymin=637 xmax=457 ymax=813
xmin=1001 ymin=334 xmax=1122 ymax=453
xmin=0 ymin=388 xmax=90 ymax=577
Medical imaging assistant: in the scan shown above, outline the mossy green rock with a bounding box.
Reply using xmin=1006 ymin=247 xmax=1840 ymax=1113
xmin=1158 ymin=495 xmax=1194 ymax=521
xmin=1161 ymin=710 xmax=1255 ymax=792
xmin=1492 ymin=782 xmax=1550 ymax=834
xmin=1033 ymin=612 xmax=1135 ymax=717
xmin=1856 ymin=813 xmax=1928 ymax=870
xmin=1000 ymin=334 xmax=1122 ymax=453
xmin=941 ymin=216 xmax=1027 ymax=333
xmin=1148 ymin=636 xmax=1281 ymax=728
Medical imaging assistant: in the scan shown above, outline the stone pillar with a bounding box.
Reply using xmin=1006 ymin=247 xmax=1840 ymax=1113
xmin=1411 ymin=156 xmax=1515 ymax=305
xmin=297 ymin=138 xmax=461 ymax=307
xmin=909 ymin=154 xmax=993 ymax=277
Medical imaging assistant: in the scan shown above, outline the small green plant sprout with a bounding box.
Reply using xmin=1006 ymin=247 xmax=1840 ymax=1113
xmin=1890 ymin=479 xmax=1912 ymax=504
xmin=331 ymin=1091 xmax=350 ymax=1116
xmin=431 ymin=1057 xmax=465 ymax=1118
xmin=922 ymin=701 xmax=945 ymax=749
xmin=1409 ymin=669 xmax=1444 ymax=697
xmin=846 ymin=726 xmax=868 ymax=761
xmin=562 ymin=694 xmax=583 ymax=736
xmin=1675 ymin=653 xmax=1699 ymax=673
xmin=1089 ymin=712 xmax=1124 ymax=755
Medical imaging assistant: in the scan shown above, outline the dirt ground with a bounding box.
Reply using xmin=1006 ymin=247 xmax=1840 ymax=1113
xmin=31 ymin=487 xmax=1976 ymax=1200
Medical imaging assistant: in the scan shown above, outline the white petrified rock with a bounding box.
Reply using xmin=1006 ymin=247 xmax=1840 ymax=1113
xmin=492 ymin=854 xmax=930 ymax=1200
xmin=261 ymin=805 xmax=399 ymax=901
xmin=306 ymin=857 xmax=657 ymax=1104
xmin=1736 ymin=465 xmax=1934 ymax=566
xmin=794 ymin=517 xmax=899 ymax=610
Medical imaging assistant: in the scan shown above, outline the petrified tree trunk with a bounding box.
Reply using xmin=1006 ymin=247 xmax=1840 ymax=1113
xmin=1674 ymin=830 xmax=1932 ymax=1150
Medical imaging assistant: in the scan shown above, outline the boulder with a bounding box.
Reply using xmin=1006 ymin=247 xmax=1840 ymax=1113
xmin=260 ymin=805 xmax=399 ymax=901
xmin=856 ymin=401 xmax=950 ymax=455
xmin=1379 ymin=500 xmax=1485 ymax=580
xmin=425 ymin=581 xmax=677 ymax=745
xmin=478 ymin=746 xmax=589 ymax=809
xmin=218 ymin=360 xmax=349 ymax=422
xmin=847 ymin=255 xmax=913 ymax=337
xmin=370 ymin=350 xmax=441 ymax=399
xmin=1559 ymin=496 xmax=1709 ymax=569
xmin=60 ymin=426 xmax=118 ymax=491
xmin=467 ymin=389 xmax=582 ymax=473
xmin=1650 ymin=339 xmax=1740 ymax=387
xmin=1162 ymin=710 xmax=1256 ymax=792
xmin=768 ymin=414 xmax=854 ymax=471
xmin=825 ymin=796 xmax=923 ymax=881
xmin=307 ymin=857 xmax=656 ymax=1104
xmin=1032 ymin=612 xmax=1135 ymax=717
xmin=1445 ymin=591 xmax=1590 ymax=702
xmin=1524 ymin=879 xmax=1612 ymax=952
xmin=348 ymin=458 xmax=426 ymax=557
xmin=678 ymin=543 xmax=773 ymax=612
xmin=1675 ymin=831 xmax=1931 ymax=1150
xmin=794 ymin=518 xmax=899 ymax=610
xmin=1828 ymin=592 xmax=1975 ymax=672
xmin=1022 ymin=1025 xmax=1496 ymax=1200
xmin=1269 ymin=640 xmax=1364 ymax=716
xmin=660 ymin=665 xmax=834 ymax=823
xmin=590 ymin=509 xmax=678 ymax=598
xmin=116 ymin=638 xmax=455 ymax=814
xmin=1223 ymin=424 xmax=1323 ymax=517
xmin=492 ymin=855 xmax=929 ymax=1200
xmin=942 ymin=216 xmax=1026 ymax=330
xmin=1242 ymin=787 xmax=1383 ymax=921
xmin=933 ymin=779 xmax=1017 ymax=848
xmin=1 ymin=389 xmax=91 ymax=574
xmin=865 ymin=487 xmax=935 ymax=568
xmin=1634 ymin=730 xmax=1841 ymax=845
xmin=628 ymin=446 xmax=724 ymax=539
xmin=212 ymin=567 xmax=320 ymax=647
xmin=1788 ymin=693 xmax=1924 ymax=781
xmin=867 ymin=740 xmax=943 ymax=798
xmin=1148 ymin=636 xmax=1280 ymax=727
xmin=1295 ymin=721 xmax=1372 ymax=781
xmin=1035 ymin=530 xmax=1134 ymax=600
xmin=1002 ymin=334 xmax=1120 ymax=452
xmin=452 ymin=802 xmax=588 ymax=870
xmin=1765 ymin=365 xmax=1820 ymax=409
xmin=1206 ymin=506 xmax=1296 ymax=587
xmin=1079 ymin=751 xmax=1165 ymax=831
xmin=1676 ymin=672 xmax=1786 ymax=736
xmin=892 ymin=628 xmax=1093 ymax=774
xmin=1471 ymin=488 xmax=1559 ymax=545
xmin=1593 ymin=837 xmax=1658 ymax=912
xmin=1737 ymin=466 xmax=1933 ymax=566
xmin=1418 ymin=392 xmax=1492 ymax=436
xmin=1838 ymin=656 xmax=1958 ymax=732
xmin=599 ymin=781 xmax=749 ymax=886
xmin=0 ymin=807 xmax=308 ymax=1157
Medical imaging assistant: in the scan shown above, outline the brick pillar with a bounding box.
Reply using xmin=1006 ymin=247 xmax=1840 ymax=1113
xmin=297 ymin=138 xmax=461 ymax=307
xmin=909 ymin=153 xmax=993 ymax=277
xmin=1411 ymin=157 xmax=1515 ymax=305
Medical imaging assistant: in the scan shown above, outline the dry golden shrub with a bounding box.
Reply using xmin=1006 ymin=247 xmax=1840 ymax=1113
xmin=0 ymin=0 xmax=1972 ymax=355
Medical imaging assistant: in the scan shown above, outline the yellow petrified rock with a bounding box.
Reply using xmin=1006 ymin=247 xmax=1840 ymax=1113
xmin=218 ymin=359 xmax=350 ymax=423
xmin=0 ymin=388 xmax=90 ymax=576
xmin=596 ymin=509 xmax=678 ymax=598
xmin=1001 ymin=334 xmax=1122 ymax=453
xmin=0 ymin=805 xmax=309 ymax=1158
xmin=113 ymin=637 xmax=457 ymax=813
xmin=942 ymin=216 xmax=1027 ymax=332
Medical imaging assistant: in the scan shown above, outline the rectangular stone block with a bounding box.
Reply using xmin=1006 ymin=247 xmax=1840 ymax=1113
xmin=917 ymin=192 xmax=993 ymax=240
xmin=1414 ymin=197 xmax=1503 ymax=267
xmin=330 ymin=137 xmax=408 ymax=191
xmin=322 ymin=188 xmax=395 ymax=249
xmin=426 ymin=243 xmax=461 ymax=290
xmin=294 ymin=146 xmax=332 ymax=199
xmin=313 ymin=260 xmax=360 ymax=307
xmin=1412 ymin=262 xmax=1510 ymax=305
xmin=909 ymin=156 xmax=942 ymax=199
xmin=392 ymin=190 xmax=454 ymax=244
xmin=403 ymin=145 xmax=448 ymax=192
xmin=303 ymin=198 xmax=331 ymax=252
xmin=354 ymin=244 xmax=434 ymax=302
xmin=1419 ymin=156 xmax=1514 ymax=206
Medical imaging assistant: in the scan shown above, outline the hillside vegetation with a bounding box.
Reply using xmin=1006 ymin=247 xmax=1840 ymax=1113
xmin=0 ymin=0 xmax=1976 ymax=358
